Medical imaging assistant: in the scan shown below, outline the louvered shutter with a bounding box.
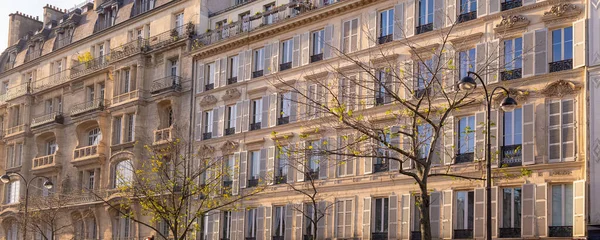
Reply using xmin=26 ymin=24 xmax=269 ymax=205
xmin=573 ymin=180 xmax=586 ymax=236
xmin=362 ymin=197 xmax=372 ymax=240
xmin=318 ymin=139 xmax=328 ymax=179
xmin=433 ymin=0 xmax=444 ymax=29
xmin=287 ymin=145 xmax=296 ymax=183
xmin=403 ymin=61 xmax=414 ymax=100
xmin=260 ymin=148 xmax=267 ymax=183
xmin=317 ymin=201 xmax=326 ymax=238
xmin=233 ymin=152 xmax=241 ymax=195
xmin=573 ymin=20 xmax=586 ymax=68
xmin=195 ymin=108 xmax=202 ymax=141
xmin=491 ymin=110 xmax=500 ymax=168
xmin=327 ymin=137 xmax=336 ymax=178
xmin=292 ymin=35 xmax=301 ymax=68
xmin=196 ymin=63 xmax=205 ymax=93
xmin=240 ymin=151 xmax=248 ymax=189
xmin=535 ymin=183 xmax=548 ymax=237
xmin=446 ymin=0 xmax=456 ymax=26
xmin=477 ymin=0 xmax=487 ymax=17
xmin=245 ymin=50 xmax=252 ymax=81
xmin=218 ymin=106 xmax=225 ymax=137
xmin=390 ymin=126 xmax=401 ymax=171
xmin=489 ymin=0 xmax=500 ymax=13
xmin=368 ymin=11 xmax=377 ymax=48
xmin=389 ymin=194 xmax=399 ymax=239
xmin=521 ymin=183 xmax=535 ymax=237
xmin=269 ymin=93 xmax=277 ymax=127
xmin=301 ymin=32 xmax=310 ymax=66
xmin=241 ymin=100 xmax=250 ymax=132
xmin=487 ymin=40 xmax=500 ymax=83
xmin=443 ymin=116 xmax=455 ymax=165
xmin=285 ymin=204 xmax=294 ymax=240
xmin=207 ymin=213 xmax=214 ymax=240
xmin=323 ymin=25 xmax=334 ymax=60
xmin=430 ymin=192 xmax=441 ymax=239
xmin=295 ymin=204 xmax=304 ymax=240
xmin=475 ymin=112 xmax=485 ymax=161
xmin=271 ymin=41 xmax=279 ymax=73
xmin=534 ymin=29 xmax=548 ymax=75
xmin=522 ymin=103 xmax=535 ymax=165
xmin=473 ymin=188 xmax=486 ymax=238
xmin=238 ymin=210 xmax=245 ymax=240
xmin=405 ymin=0 xmax=415 ymax=37
xmin=220 ymin=58 xmax=227 ymax=87
xmin=393 ymin=3 xmax=405 ymax=40
xmin=475 ymin=43 xmax=487 ymax=83
xmin=212 ymin=108 xmax=219 ymax=138
xmin=267 ymin=147 xmax=275 ymax=185
xmin=402 ymin=135 xmax=413 ymax=170
xmin=491 ymin=187 xmax=498 ymax=238
xmin=265 ymin=206 xmax=273 ymax=239
xmin=444 ymin=49 xmax=456 ymax=91
xmin=261 ymin=95 xmax=270 ymax=129
xmin=231 ymin=211 xmax=239 ymax=240
xmin=214 ymin=59 xmax=221 ymax=88
xmin=400 ymin=194 xmax=411 ymax=240
xmin=257 ymin=207 xmax=265 ymax=240
xmin=522 ymin=31 xmax=534 ymax=77
xmin=297 ymin=141 xmax=306 ymax=182
xmin=213 ymin=210 xmax=221 ymax=240
xmin=289 ymin=91 xmax=298 ymax=123
xmin=364 ymin=139 xmax=373 ymax=174
xmin=441 ymin=190 xmax=453 ymax=239
xmin=238 ymin=51 xmax=245 ymax=81
xmin=365 ymin=72 xmax=376 ymax=109
xmin=235 ymin=101 xmax=243 ymax=134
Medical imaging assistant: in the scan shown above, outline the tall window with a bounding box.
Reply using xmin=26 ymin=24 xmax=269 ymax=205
xmin=88 ymin=128 xmax=102 ymax=146
xmin=548 ymin=99 xmax=574 ymax=162
xmin=501 ymin=188 xmax=521 ymax=235
xmin=114 ymin=159 xmax=133 ymax=188
xmin=170 ymin=58 xmax=179 ymax=77
xmin=379 ymin=9 xmax=394 ymax=43
xmin=253 ymin=48 xmax=265 ymax=77
xmin=417 ymin=124 xmax=433 ymax=159
xmin=203 ymin=110 xmax=213 ymax=139
xmin=122 ymin=69 xmax=131 ymax=94
xmin=460 ymin=0 xmax=476 ymax=14
xmin=46 ymin=139 xmax=57 ymax=155
xmin=205 ymin=62 xmax=215 ymax=90
xmin=112 ymin=214 xmax=132 ymax=238
xmin=342 ymin=18 xmax=359 ymax=53
xmin=222 ymin=211 xmax=232 ymax=239
xmin=459 ymin=48 xmax=476 ymax=80
xmin=504 ymin=38 xmax=523 ymax=71
xmin=273 ymin=206 xmax=286 ymax=237
xmin=226 ymin=105 xmax=237 ymax=135
xmin=373 ymin=198 xmax=389 ymax=235
xmin=5 ymin=181 xmax=20 ymax=204
xmin=249 ymin=150 xmax=260 ymax=181
xmin=113 ymin=116 xmax=122 ymax=144
xmin=280 ymin=39 xmax=293 ymax=70
xmin=375 ymin=69 xmax=389 ymax=105
xmin=503 ymin=108 xmax=522 ymax=146
xmin=276 ymin=146 xmax=289 ymax=181
xmin=455 ymin=191 xmax=474 ymax=231
xmin=278 ymin=92 xmax=292 ymax=124
xmin=87 ymin=86 xmax=95 ymax=101
xmin=126 ymin=114 xmax=135 ymax=142
xmin=312 ymin=29 xmax=325 ymax=59
xmin=418 ymin=0 xmax=434 ymax=26
xmin=246 ymin=208 xmax=257 ymax=238
xmin=175 ymin=13 xmax=184 ymax=30
xmin=5 ymin=221 xmax=19 ymax=240
xmin=87 ymin=170 xmax=96 ymax=190
xmin=228 ymin=55 xmax=239 ymax=83
xmin=304 ymin=203 xmax=315 ymax=236
xmin=551 ymin=27 xmax=573 ymax=62
xmin=416 ymin=58 xmax=434 ymax=94
xmin=264 ymin=3 xmax=275 ymax=25
xmin=308 ymin=141 xmax=321 ymax=173
xmin=251 ymin=98 xmax=262 ymax=129
xmin=375 ymin=131 xmax=391 ymax=172
xmin=551 ymin=184 xmax=573 ymax=230
xmin=457 ymin=116 xmax=475 ymax=162
xmin=336 ymin=199 xmax=354 ymax=238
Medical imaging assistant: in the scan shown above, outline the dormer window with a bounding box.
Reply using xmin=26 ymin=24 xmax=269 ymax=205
xmin=133 ymin=0 xmax=156 ymax=16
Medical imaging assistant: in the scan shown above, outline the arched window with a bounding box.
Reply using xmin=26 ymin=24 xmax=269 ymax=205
xmin=114 ymin=160 xmax=133 ymax=188
xmin=5 ymin=220 xmax=19 ymax=240
xmin=88 ymin=128 xmax=102 ymax=146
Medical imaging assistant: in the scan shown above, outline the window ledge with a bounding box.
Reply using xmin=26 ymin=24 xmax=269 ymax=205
xmin=110 ymin=141 xmax=135 ymax=151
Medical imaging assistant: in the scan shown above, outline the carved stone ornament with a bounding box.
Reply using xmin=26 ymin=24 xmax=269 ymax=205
xmin=199 ymin=95 xmax=218 ymax=107
xmin=492 ymin=88 xmax=530 ymax=106
xmin=542 ymin=3 xmax=581 ymax=22
xmin=222 ymin=88 xmax=241 ymax=101
xmin=495 ymin=15 xmax=529 ymax=29
xmin=541 ymin=80 xmax=580 ymax=98
xmin=220 ymin=140 xmax=239 ymax=154
xmin=197 ymin=145 xmax=215 ymax=155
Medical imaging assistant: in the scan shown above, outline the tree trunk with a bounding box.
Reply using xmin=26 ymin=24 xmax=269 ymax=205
xmin=420 ymin=186 xmax=432 ymax=240
xmin=312 ymin=202 xmax=318 ymax=240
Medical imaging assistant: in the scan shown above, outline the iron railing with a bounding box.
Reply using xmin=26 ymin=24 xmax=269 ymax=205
xmin=151 ymin=75 xmax=182 ymax=93
xmin=247 ymin=178 xmax=259 ymax=187
xmin=225 ymin=127 xmax=235 ymax=135
xmin=501 ymin=0 xmax=522 ymax=11
xmin=500 ymin=144 xmax=522 ymax=167
xmin=305 ymin=170 xmax=319 ymax=180
xmin=31 ymin=112 xmax=64 ymax=127
xmin=416 ymin=23 xmax=433 ymax=35
xmin=203 ymin=132 xmax=212 ymax=140
xmin=32 ymin=69 xmax=71 ymax=92
xmin=274 ymin=175 xmax=287 ymax=184
xmin=457 ymin=11 xmax=477 ymax=23
xmin=70 ymin=98 xmax=108 ymax=116
xmin=500 ymin=68 xmax=522 ymax=81
xmin=227 ymin=77 xmax=238 ymax=85
xmin=25 ymin=49 xmax=42 ymax=62
xmin=410 ymin=231 xmax=422 ymax=240
xmin=499 ymin=228 xmax=521 ymax=238
xmin=310 ymin=53 xmax=323 ymax=63
xmin=378 ymin=34 xmax=393 ymax=45
xmin=548 ymin=226 xmax=572 ymax=237
xmin=372 ymin=232 xmax=388 ymax=240
xmin=455 ymin=152 xmax=474 ymax=164
xmin=250 ymin=122 xmax=261 ymax=131
xmin=277 ymin=116 xmax=290 ymax=125
xmin=279 ymin=62 xmax=292 ymax=71
xmin=453 ymin=229 xmax=473 ymax=239
xmin=374 ymin=162 xmax=388 ymax=172
xmin=252 ymin=70 xmax=264 ymax=78
xmin=147 ymin=23 xmax=195 ymax=51
xmin=549 ymin=59 xmax=573 ymax=73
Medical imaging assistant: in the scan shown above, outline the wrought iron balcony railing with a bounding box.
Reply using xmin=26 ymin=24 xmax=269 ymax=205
xmin=453 ymin=229 xmax=473 ymax=239
xmin=227 ymin=77 xmax=238 ymax=85
xmin=203 ymin=132 xmax=213 ymax=140
xmin=375 ymin=96 xmax=385 ymax=106
xmin=247 ymin=178 xmax=259 ymax=187
xmin=225 ymin=127 xmax=236 ymax=136
xmin=499 ymin=228 xmax=521 ymax=238
xmin=305 ymin=170 xmax=319 ymax=180
xmin=500 ymin=68 xmax=522 ymax=81
xmin=501 ymin=0 xmax=522 ymax=11
xmin=70 ymin=98 xmax=108 ymax=116
xmin=500 ymin=144 xmax=522 ymax=167
xmin=457 ymin=11 xmax=477 ymax=23
xmin=252 ymin=70 xmax=264 ymax=78
xmin=378 ymin=34 xmax=393 ymax=45
xmin=410 ymin=231 xmax=422 ymax=240
xmin=147 ymin=23 xmax=195 ymax=51
xmin=250 ymin=122 xmax=261 ymax=131
xmin=548 ymin=226 xmax=572 ymax=237
xmin=549 ymin=59 xmax=573 ymax=73
xmin=416 ymin=23 xmax=433 ymax=35
xmin=274 ymin=175 xmax=287 ymax=184
xmin=310 ymin=53 xmax=323 ymax=63
xmin=455 ymin=152 xmax=474 ymax=164
xmin=372 ymin=232 xmax=388 ymax=240
xmin=151 ymin=75 xmax=182 ymax=93
xmin=25 ymin=49 xmax=42 ymax=62
xmin=279 ymin=62 xmax=292 ymax=71
xmin=31 ymin=112 xmax=64 ymax=127
xmin=205 ymin=83 xmax=214 ymax=91
xmin=374 ymin=162 xmax=388 ymax=173
xmin=277 ymin=116 xmax=290 ymax=125
xmin=32 ymin=70 xmax=71 ymax=92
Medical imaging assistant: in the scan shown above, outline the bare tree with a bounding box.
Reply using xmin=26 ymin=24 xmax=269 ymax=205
xmin=22 ymin=193 xmax=87 ymax=240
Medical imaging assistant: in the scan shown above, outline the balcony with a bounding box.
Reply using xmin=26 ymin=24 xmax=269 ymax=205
xmin=310 ymin=53 xmax=323 ymax=63
xmin=499 ymin=228 xmax=521 ymax=238
xmin=31 ymin=112 xmax=64 ymax=128
xmin=147 ymin=23 xmax=195 ymax=52
xmin=110 ymin=38 xmax=147 ymax=62
xmin=372 ymin=232 xmax=388 ymax=240
xmin=225 ymin=127 xmax=235 ymax=136
xmin=6 ymin=82 xmax=31 ymax=100
xmin=25 ymin=49 xmax=42 ymax=62
xmin=277 ymin=116 xmax=289 ymax=125
xmin=500 ymin=68 xmax=522 ymax=81
xmin=53 ymin=35 xmax=72 ymax=50
xmin=227 ymin=77 xmax=238 ymax=85
xmin=3 ymin=61 xmax=15 ymax=72
xmin=247 ymin=178 xmax=259 ymax=187
xmin=303 ymin=235 xmax=314 ymax=240
xmin=501 ymin=0 xmax=522 ymax=11
xmin=272 ymin=236 xmax=284 ymax=240
xmin=73 ymin=145 xmax=104 ymax=166
xmin=112 ymin=89 xmax=140 ymax=105
xmin=222 ymin=180 xmax=233 ymax=194
xmin=32 ymin=153 xmax=58 ymax=171
xmin=250 ymin=122 xmax=261 ymax=131
xmin=453 ymin=229 xmax=473 ymax=239
xmin=374 ymin=162 xmax=388 ymax=173
xmin=414 ymin=88 xmax=432 ymax=99
xmin=549 ymin=59 xmax=573 ymax=73
xmin=252 ymin=70 xmax=264 ymax=78
xmin=457 ymin=11 xmax=477 ymax=23
xmin=378 ymin=34 xmax=393 ymax=45
xmin=151 ymin=75 xmax=182 ymax=94
xmin=455 ymin=152 xmax=474 ymax=164
xmin=203 ymin=132 xmax=213 ymax=140
xmin=205 ymin=83 xmax=214 ymax=91
xmin=153 ymin=127 xmax=173 ymax=144
xmin=305 ymin=170 xmax=319 ymax=180
xmin=375 ymin=96 xmax=385 ymax=106
xmin=500 ymin=144 xmax=522 ymax=167
xmin=4 ymin=125 xmax=25 ymax=137
xmin=279 ymin=62 xmax=292 ymax=71
xmin=274 ymin=175 xmax=287 ymax=184
xmin=32 ymin=70 xmax=71 ymax=92
xmin=410 ymin=231 xmax=422 ymax=240
xmin=549 ymin=226 xmax=572 ymax=237
xmin=70 ymin=98 xmax=108 ymax=116
xmin=416 ymin=23 xmax=433 ymax=35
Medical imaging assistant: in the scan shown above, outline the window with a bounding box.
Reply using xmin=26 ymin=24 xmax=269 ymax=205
xmin=6 ymin=144 xmax=22 ymax=168
xmin=273 ymin=206 xmax=285 ymax=237
xmin=459 ymin=48 xmax=476 ymax=80
xmin=375 ymin=69 xmax=390 ymax=105
xmin=225 ymin=105 xmax=237 ymax=135
xmin=85 ymin=217 xmax=97 ymax=239
xmin=88 ymin=128 xmax=102 ymax=146
xmin=336 ymin=199 xmax=354 ymax=238
xmin=240 ymin=11 xmax=251 ymax=31
xmin=158 ymin=220 xmax=170 ymax=237
xmin=276 ymin=146 xmax=289 ymax=183
xmin=224 ymin=155 xmax=235 ymax=183
xmin=87 ymin=170 xmax=96 ymax=190
xmin=175 ymin=12 xmax=184 ymax=30
xmin=502 ymin=108 xmax=522 ymax=166
xmin=311 ymin=29 xmax=325 ymax=61
xmin=502 ymin=38 xmax=523 ymax=80
xmin=251 ymin=98 xmax=262 ymax=130
xmin=375 ymin=131 xmax=391 ymax=172
xmin=304 ymin=203 xmax=315 ymax=236
xmin=278 ymin=92 xmax=292 ymax=125
xmin=373 ymin=198 xmax=389 ymax=235
xmin=125 ymin=114 xmax=135 ymax=142
xmin=114 ymin=160 xmax=133 ymax=188
xmin=253 ymin=48 xmax=265 ymax=77
xmin=280 ymin=39 xmax=293 ymax=70
xmin=113 ymin=214 xmax=132 ymax=238
xmin=455 ymin=191 xmax=474 ymax=234
xmin=205 ymin=62 xmax=215 ymax=90
xmin=308 ymin=140 xmax=321 ymax=174
xmin=222 ymin=211 xmax=233 ymax=239
xmin=500 ymin=187 xmax=521 ymax=237
xmin=416 ymin=58 xmax=434 ymax=96
xmin=246 ymin=208 xmax=257 ymax=238
xmin=228 ymin=55 xmax=239 ymax=83
xmin=412 ymin=196 xmax=422 ymax=233
xmin=203 ymin=110 xmax=213 ymax=139
xmin=342 ymin=18 xmax=359 ymax=53
xmin=379 ymin=9 xmax=394 ymax=44
xmin=6 ymin=221 xmax=19 ymax=240
xmin=46 ymin=139 xmax=57 ymax=155
xmin=1 ymin=81 xmax=8 ymax=94
xmin=417 ymin=124 xmax=433 ymax=160
xmin=548 ymin=99 xmax=574 ymax=162
xmin=264 ymin=3 xmax=275 ymax=25
xmin=418 ymin=0 xmax=434 ymax=26
xmin=122 ymin=69 xmax=131 ymax=94
xmin=551 ymin=27 xmax=573 ymax=62
xmin=551 ymin=184 xmax=573 ymax=236
xmin=457 ymin=116 xmax=475 ymax=163
xmin=249 ymin=150 xmax=261 ymax=179
xmin=459 ymin=0 xmax=476 ymax=14
xmin=170 ymin=58 xmax=179 ymax=77
xmin=87 ymin=85 xmax=95 ymax=101
xmin=5 ymin=181 xmax=20 ymax=204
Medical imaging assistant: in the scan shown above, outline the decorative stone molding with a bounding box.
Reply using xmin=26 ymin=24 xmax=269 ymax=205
xmin=222 ymin=88 xmax=241 ymax=102
xmin=199 ymin=95 xmax=218 ymax=107
xmin=450 ymin=33 xmax=483 ymax=52
xmin=221 ymin=140 xmax=239 ymax=155
xmin=370 ymin=54 xmax=400 ymax=66
xmin=273 ymin=79 xmax=297 ymax=89
xmin=197 ymin=145 xmax=215 ymax=155
xmin=304 ymin=71 xmax=329 ymax=81
xmin=540 ymin=80 xmax=580 ymax=98
xmin=542 ymin=3 xmax=582 ymax=23
xmin=495 ymin=15 xmax=529 ymax=30
xmin=409 ymin=44 xmax=440 ymax=59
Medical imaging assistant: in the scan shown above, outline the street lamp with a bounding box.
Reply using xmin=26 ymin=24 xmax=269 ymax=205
xmin=458 ymin=72 xmax=517 ymax=240
xmin=1 ymin=172 xmax=54 ymax=239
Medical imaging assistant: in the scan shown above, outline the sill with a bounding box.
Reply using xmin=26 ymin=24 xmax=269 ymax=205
xmin=110 ymin=141 xmax=135 ymax=150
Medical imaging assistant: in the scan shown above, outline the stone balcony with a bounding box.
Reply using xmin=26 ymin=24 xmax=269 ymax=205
xmin=72 ymin=144 xmax=105 ymax=167
xmin=31 ymin=112 xmax=64 ymax=128
xmin=31 ymin=70 xmax=71 ymax=93
xmin=5 ymin=82 xmax=30 ymax=101
xmin=69 ymin=98 xmax=109 ymax=116
xmin=32 ymin=153 xmax=60 ymax=173
xmin=112 ymin=89 xmax=140 ymax=106
xmin=4 ymin=124 xmax=25 ymax=137
xmin=151 ymin=75 xmax=182 ymax=94
xmin=153 ymin=127 xmax=173 ymax=145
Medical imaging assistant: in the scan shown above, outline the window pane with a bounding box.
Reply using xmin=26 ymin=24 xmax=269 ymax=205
xmin=564 ymin=27 xmax=573 ymax=60
xmin=552 ymin=29 xmax=562 ymax=62
xmin=565 ymin=184 xmax=573 ymax=225
xmin=514 ymin=188 xmax=522 ymax=228
xmin=502 ymin=189 xmax=512 ymax=227
xmin=551 ymin=185 xmax=563 ymax=226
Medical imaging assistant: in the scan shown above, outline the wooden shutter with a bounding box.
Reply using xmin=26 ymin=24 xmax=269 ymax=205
xmin=368 ymin=11 xmax=377 ymax=48
xmin=317 ymin=201 xmax=326 ymax=238
xmin=238 ymin=51 xmax=245 ymax=81
xmin=403 ymin=61 xmax=414 ymax=101
xmin=487 ymin=40 xmax=500 ymax=83
xmin=430 ymin=192 xmax=441 ymax=239
xmin=264 ymin=44 xmax=272 ymax=75
xmin=521 ymin=183 xmax=535 ymax=237
xmin=490 ymin=110 xmax=499 ymax=168
xmin=441 ymin=190 xmax=453 ymax=239
xmin=236 ymin=101 xmax=243 ymax=134
xmin=400 ymin=194 xmax=411 ymax=240
xmin=237 ymin=210 xmax=245 ymax=240
xmin=194 ymin=108 xmax=202 ymax=141
xmin=289 ymin=91 xmax=298 ymax=123
xmin=364 ymin=140 xmax=373 ymax=174
xmin=245 ymin=50 xmax=252 ymax=81
xmin=261 ymin=95 xmax=270 ymax=129
xmin=241 ymin=100 xmax=250 ymax=132
xmin=213 ymin=210 xmax=221 ymax=240
xmin=444 ymin=49 xmax=456 ymax=91
xmin=269 ymin=93 xmax=277 ymax=127
xmin=257 ymin=207 xmax=265 ymax=240
xmin=297 ymin=141 xmax=306 ymax=182
xmin=292 ymin=35 xmax=301 ymax=68
xmin=233 ymin=152 xmax=241 ymax=195
xmin=196 ymin=63 xmax=205 ymax=93
xmin=301 ymin=32 xmax=310 ymax=66
xmin=318 ymin=139 xmax=328 ymax=179
xmin=443 ymin=116 xmax=455 ymax=165
xmin=433 ymin=0 xmax=444 ymax=29
xmin=573 ymin=180 xmax=586 ymax=236
xmin=393 ymin=3 xmax=405 ymax=40
xmin=477 ymin=0 xmax=487 ymax=17
xmin=534 ymin=29 xmax=548 ymax=75
xmin=260 ymin=148 xmax=267 ymax=183
xmin=389 ymin=195 xmax=399 ymax=239
xmin=474 ymin=188 xmax=485 ymax=238
xmin=267 ymin=147 xmax=275 ymax=185
xmin=475 ymin=43 xmax=487 ymax=83
xmin=231 ymin=211 xmax=239 ymax=240
xmin=405 ymin=0 xmax=415 ymax=37
xmin=295 ymin=204 xmax=303 ymax=240
xmin=214 ymin=59 xmax=221 ymax=88
xmin=265 ymin=206 xmax=273 ymax=239
xmin=272 ymin=41 xmax=279 ymax=73
xmin=446 ymin=0 xmax=456 ymax=26
xmin=323 ymin=24 xmax=334 ymax=60
xmin=285 ymin=204 xmax=294 ymax=240
xmin=239 ymin=151 xmax=248 ymax=189
xmin=573 ymin=20 xmax=586 ymax=68
xmin=212 ymin=108 xmax=219 ymax=138
xmin=491 ymin=186 xmax=498 ymax=238
xmin=489 ymin=0 xmax=500 ymax=13
xmin=390 ymin=126 xmax=401 ymax=171
xmin=475 ymin=112 xmax=485 ymax=161
xmin=220 ymin=58 xmax=227 ymax=87
xmin=535 ymin=183 xmax=548 ymax=237
xmin=522 ymin=31 xmax=534 ymax=77
xmin=218 ymin=106 xmax=225 ymax=137
xmin=522 ymin=103 xmax=535 ymax=165
xmin=362 ymin=197 xmax=372 ymax=240
xmin=207 ymin=212 xmax=214 ymax=240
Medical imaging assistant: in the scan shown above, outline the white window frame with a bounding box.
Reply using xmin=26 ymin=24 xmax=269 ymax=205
xmin=418 ymin=0 xmax=434 ymax=25
xmin=46 ymin=139 xmax=57 ymax=155
xmin=335 ymin=198 xmax=354 ymax=238
xmin=252 ymin=98 xmax=263 ymax=124
xmin=206 ymin=62 xmax=215 ymax=85
xmin=379 ymin=9 xmax=394 ymax=38
xmin=223 ymin=211 xmax=233 ymax=239
xmin=548 ymin=99 xmax=575 ymax=162
xmin=342 ymin=18 xmax=359 ymax=54
xmin=5 ymin=180 xmax=20 ymax=204
xmin=247 ymin=208 xmax=258 ymax=238
xmin=551 ymin=27 xmax=573 ymax=62
xmin=227 ymin=105 xmax=237 ymax=130
xmin=455 ymin=190 xmax=474 ymax=230
xmin=273 ymin=206 xmax=285 ymax=237
xmin=170 ymin=58 xmax=179 ymax=77
xmin=503 ymin=37 xmax=523 ymax=71
xmin=551 ymin=184 xmax=573 ymax=227
xmin=204 ymin=110 xmax=213 ymax=135
xmin=308 ymin=140 xmax=321 ymax=172
xmin=373 ymin=197 xmax=389 ymax=233
xmin=458 ymin=115 xmax=475 ymax=154
xmin=254 ymin=48 xmax=265 ymax=72
xmin=229 ymin=55 xmax=239 ymax=79
xmin=459 ymin=48 xmax=476 ymax=80
xmin=312 ymin=29 xmax=325 ymax=56
xmin=123 ymin=69 xmax=131 ymax=93
xmin=279 ymin=92 xmax=292 ymax=118
xmin=114 ymin=159 xmax=133 ymax=188
xmin=276 ymin=146 xmax=289 ymax=177
xmin=281 ymin=39 xmax=293 ymax=64
xmin=88 ymin=128 xmax=102 ymax=146
xmin=503 ymin=108 xmax=522 ymax=146
xmin=249 ymin=150 xmax=261 ymax=179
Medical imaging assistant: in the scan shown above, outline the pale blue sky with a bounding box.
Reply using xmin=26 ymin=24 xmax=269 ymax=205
xmin=0 ymin=0 xmax=83 ymax=51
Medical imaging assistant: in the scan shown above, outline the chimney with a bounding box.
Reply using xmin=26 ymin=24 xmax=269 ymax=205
xmin=94 ymin=0 xmax=103 ymax=10
xmin=43 ymin=4 xmax=66 ymax=27
xmin=7 ymin=12 xmax=43 ymax=47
